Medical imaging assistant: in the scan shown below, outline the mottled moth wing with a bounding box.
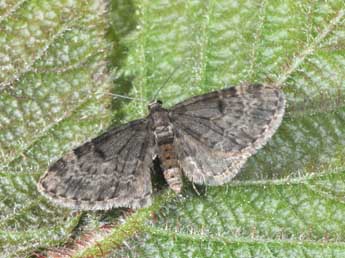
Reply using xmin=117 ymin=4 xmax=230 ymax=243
xmin=175 ymin=132 xmax=249 ymax=185
xmin=170 ymin=84 xmax=285 ymax=185
xmin=37 ymin=119 xmax=154 ymax=210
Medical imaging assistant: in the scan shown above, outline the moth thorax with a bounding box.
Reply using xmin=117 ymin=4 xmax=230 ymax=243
xmin=164 ymin=167 xmax=182 ymax=193
xmin=154 ymin=125 xmax=174 ymax=145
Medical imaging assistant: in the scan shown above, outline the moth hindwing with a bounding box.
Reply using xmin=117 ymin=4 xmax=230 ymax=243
xmin=37 ymin=84 xmax=285 ymax=210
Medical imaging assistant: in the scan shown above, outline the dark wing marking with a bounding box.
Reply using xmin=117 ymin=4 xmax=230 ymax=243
xmin=37 ymin=119 xmax=154 ymax=210
xmin=170 ymin=84 xmax=285 ymax=185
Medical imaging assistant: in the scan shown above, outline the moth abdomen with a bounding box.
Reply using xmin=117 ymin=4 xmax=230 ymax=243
xmin=159 ymin=143 xmax=182 ymax=193
xmin=163 ymin=167 xmax=182 ymax=193
xmin=158 ymin=143 xmax=178 ymax=168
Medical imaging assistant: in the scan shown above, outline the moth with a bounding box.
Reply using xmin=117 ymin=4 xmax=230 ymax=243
xmin=37 ymin=84 xmax=285 ymax=210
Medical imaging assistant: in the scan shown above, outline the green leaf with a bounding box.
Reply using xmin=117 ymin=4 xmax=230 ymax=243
xmin=1 ymin=0 xmax=345 ymax=257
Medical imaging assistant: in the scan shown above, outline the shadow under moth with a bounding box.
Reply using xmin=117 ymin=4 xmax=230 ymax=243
xmin=37 ymin=84 xmax=285 ymax=210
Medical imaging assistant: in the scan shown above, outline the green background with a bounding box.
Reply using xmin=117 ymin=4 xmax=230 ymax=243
xmin=1 ymin=0 xmax=345 ymax=257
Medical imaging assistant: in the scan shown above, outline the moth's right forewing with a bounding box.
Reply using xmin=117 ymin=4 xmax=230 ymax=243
xmin=171 ymin=84 xmax=285 ymax=155
xmin=37 ymin=119 xmax=155 ymax=210
xmin=171 ymin=84 xmax=285 ymax=185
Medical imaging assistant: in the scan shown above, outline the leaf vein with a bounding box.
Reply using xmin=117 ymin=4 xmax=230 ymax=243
xmin=277 ymin=9 xmax=345 ymax=86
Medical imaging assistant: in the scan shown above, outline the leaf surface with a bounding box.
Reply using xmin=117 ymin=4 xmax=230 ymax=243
xmin=1 ymin=0 xmax=345 ymax=257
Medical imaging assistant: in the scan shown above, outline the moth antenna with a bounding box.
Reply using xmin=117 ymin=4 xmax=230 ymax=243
xmin=152 ymin=64 xmax=181 ymax=100
xmin=101 ymin=92 xmax=147 ymax=102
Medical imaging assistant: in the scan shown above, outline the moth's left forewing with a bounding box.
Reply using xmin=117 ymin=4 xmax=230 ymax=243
xmin=170 ymin=84 xmax=285 ymax=185
xmin=37 ymin=119 xmax=154 ymax=210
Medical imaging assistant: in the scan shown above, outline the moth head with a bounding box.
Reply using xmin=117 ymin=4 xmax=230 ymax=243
xmin=148 ymin=100 xmax=163 ymax=111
